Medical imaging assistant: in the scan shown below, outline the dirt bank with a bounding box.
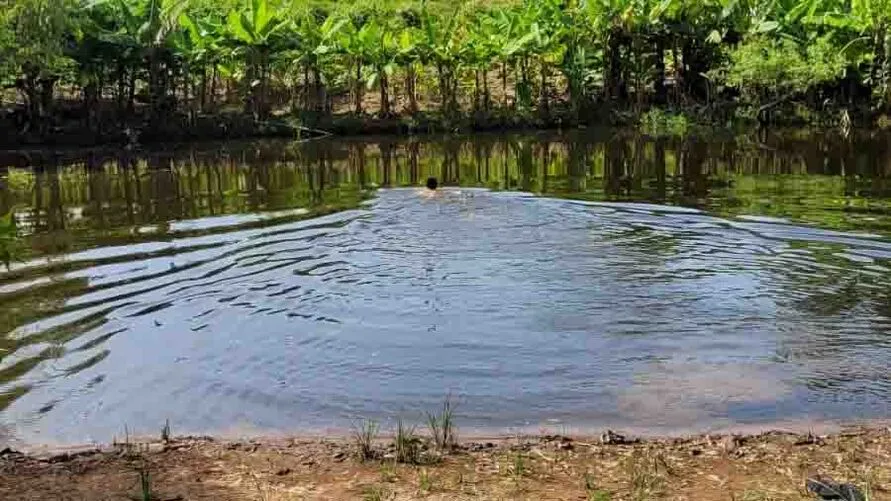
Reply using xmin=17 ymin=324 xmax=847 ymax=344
xmin=2 ymin=427 xmax=890 ymax=500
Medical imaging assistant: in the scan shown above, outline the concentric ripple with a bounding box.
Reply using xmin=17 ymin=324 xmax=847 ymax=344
xmin=3 ymin=185 xmax=891 ymax=446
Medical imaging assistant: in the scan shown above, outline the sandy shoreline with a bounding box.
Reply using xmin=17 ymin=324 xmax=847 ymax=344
xmin=3 ymin=425 xmax=890 ymax=500
xmin=9 ymin=415 xmax=888 ymax=457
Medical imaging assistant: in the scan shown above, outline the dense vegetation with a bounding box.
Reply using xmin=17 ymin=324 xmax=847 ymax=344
xmin=1 ymin=0 xmax=891 ymax=143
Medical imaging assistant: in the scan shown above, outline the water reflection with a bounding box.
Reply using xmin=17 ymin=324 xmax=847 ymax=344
xmin=2 ymin=130 xmax=891 ymax=445
xmin=3 ymin=130 xmax=891 ymax=258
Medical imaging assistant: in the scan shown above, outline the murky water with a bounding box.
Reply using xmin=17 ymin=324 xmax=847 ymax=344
xmin=3 ymin=130 xmax=891 ymax=446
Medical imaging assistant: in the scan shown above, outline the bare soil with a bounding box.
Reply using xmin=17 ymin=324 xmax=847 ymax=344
xmin=3 ymin=427 xmax=891 ymax=500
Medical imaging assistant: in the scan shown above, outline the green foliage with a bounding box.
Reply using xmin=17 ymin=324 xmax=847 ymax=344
xmin=4 ymin=170 xmax=34 ymax=192
xmin=353 ymin=418 xmax=379 ymax=460
xmin=425 ymin=394 xmax=457 ymax=452
xmin=639 ymin=109 xmax=691 ymax=137
xmin=0 ymin=0 xmax=77 ymax=83
xmin=225 ymin=0 xmax=284 ymax=46
xmin=394 ymin=417 xmax=421 ymax=464
xmin=715 ymin=35 xmax=847 ymax=108
xmin=1 ymin=0 xmax=890 ymax=130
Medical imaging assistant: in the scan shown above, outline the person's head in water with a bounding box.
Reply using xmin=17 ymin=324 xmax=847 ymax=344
xmin=426 ymin=177 xmax=439 ymax=190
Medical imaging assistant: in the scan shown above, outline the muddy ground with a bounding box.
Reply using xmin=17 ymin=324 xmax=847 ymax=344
xmin=2 ymin=427 xmax=890 ymax=500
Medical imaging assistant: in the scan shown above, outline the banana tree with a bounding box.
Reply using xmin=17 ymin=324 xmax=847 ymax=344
xmin=557 ymin=4 xmax=599 ymax=114
xmin=360 ymin=18 xmax=399 ymax=117
xmin=66 ymin=5 xmax=115 ymax=129
xmin=465 ymin=14 xmax=500 ymax=112
xmin=525 ymin=0 xmax=568 ymax=115
xmin=76 ymin=2 xmax=135 ymax=119
xmin=175 ymin=11 xmax=224 ymax=113
xmin=395 ymin=27 xmax=421 ymax=114
xmin=484 ymin=10 xmax=517 ymax=108
xmin=137 ymin=0 xmax=189 ymax=124
xmin=499 ymin=8 xmax=540 ymax=110
xmin=290 ymin=11 xmax=346 ymax=114
xmin=811 ymin=0 xmax=891 ymax=108
xmin=225 ymin=0 xmax=287 ymax=119
xmin=417 ymin=3 xmax=466 ymax=116
xmin=339 ymin=12 xmax=372 ymax=114
xmin=656 ymin=0 xmax=743 ymax=103
xmin=1 ymin=0 xmax=78 ymax=134
xmin=79 ymin=0 xmax=175 ymax=118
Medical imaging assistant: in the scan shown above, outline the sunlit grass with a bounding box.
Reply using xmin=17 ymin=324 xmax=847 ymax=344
xmin=624 ymin=449 xmax=671 ymax=501
xmin=394 ymin=417 xmax=421 ymax=464
xmin=353 ymin=418 xmax=380 ymax=461
xmin=426 ymin=394 xmax=457 ymax=452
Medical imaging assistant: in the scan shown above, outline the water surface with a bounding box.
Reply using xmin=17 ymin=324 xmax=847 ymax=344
xmin=2 ymin=130 xmax=891 ymax=446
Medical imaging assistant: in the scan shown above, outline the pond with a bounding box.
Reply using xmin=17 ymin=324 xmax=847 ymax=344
xmin=2 ymin=129 xmax=891 ymax=447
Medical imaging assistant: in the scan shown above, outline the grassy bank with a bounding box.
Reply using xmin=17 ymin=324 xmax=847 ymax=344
xmin=3 ymin=427 xmax=890 ymax=500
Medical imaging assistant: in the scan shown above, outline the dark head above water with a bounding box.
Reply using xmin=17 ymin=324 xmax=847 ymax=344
xmin=426 ymin=177 xmax=439 ymax=190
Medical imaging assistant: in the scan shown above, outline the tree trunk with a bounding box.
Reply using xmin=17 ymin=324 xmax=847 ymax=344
xmin=379 ymin=69 xmax=390 ymax=116
xmin=128 ymin=68 xmax=137 ymax=114
xmin=257 ymin=48 xmax=270 ymax=120
xmin=405 ymin=65 xmax=418 ymax=114
xmin=39 ymin=76 xmax=55 ymax=134
xmin=354 ymin=60 xmax=363 ymax=114
xmin=20 ymin=71 xmax=39 ymax=134
xmin=671 ymin=43 xmax=680 ymax=104
xmin=474 ymin=70 xmax=481 ymax=112
xmin=519 ymin=56 xmax=530 ymax=108
xmin=244 ymin=52 xmax=256 ymax=116
xmin=872 ymin=23 xmax=889 ymax=110
xmin=189 ymin=71 xmax=198 ymax=124
xmin=83 ymin=80 xmax=98 ymax=131
xmin=653 ymin=35 xmax=667 ymax=105
xmin=438 ymin=64 xmax=447 ymax=114
xmin=148 ymin=47 xmax=167 ymax=126
xmin=884 ymin=27 xmax=891 ymax=109
xmin=312 ymin=67 xmax=326 ymax=114
xmin=199 ymin=65 xmax=207 ymax=112
xmin=448 ymin=66 xmax=458 ymax=114
xmin=483 ymin=69 xmax=490 ymax=111
xmin=681 ymin=38 xmax=708 ymax=102
xmin=539 ymin=62 xmax=549 ymax=117
xmin=170 ymin=68 xmax=179 ymax=107
xmin=502 ymin=62 xmax=509 ymax=108
xmin=606 ymin=28 xmax=624 ymax=101
xmin=303 ymin=64 xmax=311 ymax=111
xmin=117 ymin=62 xmax=127 ymax=119
xmin=209 ymin=64 xmax=217 ymax=108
